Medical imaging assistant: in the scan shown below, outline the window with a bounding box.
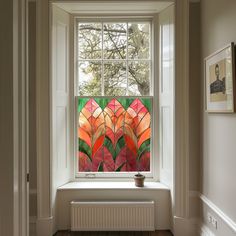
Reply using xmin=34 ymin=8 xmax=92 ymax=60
xmin=76 ymin=19 xmax=155 ymax=177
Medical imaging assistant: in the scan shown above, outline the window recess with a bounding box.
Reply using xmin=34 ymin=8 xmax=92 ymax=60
xmin=75 ymin=19 xmax=156 ymax=178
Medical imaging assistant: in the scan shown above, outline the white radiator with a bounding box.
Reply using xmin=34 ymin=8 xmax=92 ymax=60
xmin=71 ymin=201 xmax=155 ymax=231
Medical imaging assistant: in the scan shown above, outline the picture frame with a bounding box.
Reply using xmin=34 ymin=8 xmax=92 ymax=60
xmin=205 ymin=42 xmax=236 ymax=113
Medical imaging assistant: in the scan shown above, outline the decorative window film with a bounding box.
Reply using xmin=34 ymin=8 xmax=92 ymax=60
xmin=78 ymin=98 xmax=151 ymax=172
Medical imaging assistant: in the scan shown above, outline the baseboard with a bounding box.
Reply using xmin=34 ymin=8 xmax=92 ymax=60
xmin=200 ymin=194 xmax=236 ymax=233
xmin=36 ymin=216 xmax=53 ymax=236
xmin=173 ymin=216 xmax=199 ymax=236
xmin=199 ymin=223 xmax=215 ymax=236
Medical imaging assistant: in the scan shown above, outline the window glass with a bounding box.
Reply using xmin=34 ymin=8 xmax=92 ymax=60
xmin=77 ymin=22 xmax=151 ymax=96
xmin=103 ymin=23 xmax=127 ymax=59
xmin=104 ymin=62 xmax=126 ymax=96
xmin=78 ymin=61 xmax=102 ymax=96
xmin=128 ymin=61 xmax=150 ymax=95
xmin=78 ymin=98 xmax=151 ymax=172
xmin=128 ymin=23 xmax=150 ymax=59
xmin=78 ymin=23 xmax=102 ymax=59
xmin=77 ymin=21 xmax=152 ymax=174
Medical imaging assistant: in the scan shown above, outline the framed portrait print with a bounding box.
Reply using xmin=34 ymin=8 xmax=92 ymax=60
xmin=205 ymin=43 xmax=236 ymax=113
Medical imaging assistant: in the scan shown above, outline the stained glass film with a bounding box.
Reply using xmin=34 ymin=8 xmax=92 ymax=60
xmin=78 ymin=98 xmax=151 ymax=172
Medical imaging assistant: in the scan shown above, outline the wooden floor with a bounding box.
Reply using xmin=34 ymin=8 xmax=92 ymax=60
xmin=55 ymin=231 xmax=173 ymax=236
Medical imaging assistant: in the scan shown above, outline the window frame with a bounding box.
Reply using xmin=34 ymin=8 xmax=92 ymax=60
xmin=73 ymin=16 xmax=159 ymax=180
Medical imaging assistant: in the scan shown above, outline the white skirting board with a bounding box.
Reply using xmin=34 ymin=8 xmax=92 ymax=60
xmin=200 ymin=194 xmax=236 ymax=233
xmin=173 ymin=216 xmax=199 ymax=236
xmin=199 ymin=224 xmax=215 ymax=236
xmin=71 ymin=201 xmax=155 ymax=231
xmin=36 ymin=216 xmax=53 ymax=236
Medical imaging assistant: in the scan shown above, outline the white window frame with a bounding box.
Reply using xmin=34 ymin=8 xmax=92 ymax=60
xmin=73 ymin=16 xmax=159 ymax=180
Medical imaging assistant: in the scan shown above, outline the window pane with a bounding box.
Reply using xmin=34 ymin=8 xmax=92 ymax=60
xmin=78 ymin=23 xmax=102 ymax=59
xmin=78 ymin=61 xmax=102 ymax=96
xmin=128 ymin=23 xmax=150 ymax=59
xmin=104 ymin=62 xmax=126 ymax=96
xmin=128 ymin=61 xmax=150 ymax=95
xmin=78 ymin=98 xmax=151 ymax=172
xmin=103 ymin=23 xmax=127 ymax=59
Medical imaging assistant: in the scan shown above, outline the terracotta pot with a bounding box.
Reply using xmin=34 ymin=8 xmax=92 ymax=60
xmin=134 ymin=173 xmax=145 ymax=187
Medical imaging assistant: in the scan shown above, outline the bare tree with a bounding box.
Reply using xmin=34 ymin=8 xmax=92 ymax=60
xmin=78 ymin=22 xmax=150 ymax=96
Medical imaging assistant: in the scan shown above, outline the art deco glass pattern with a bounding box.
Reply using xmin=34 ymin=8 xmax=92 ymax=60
xmin=78 ymin=98 xmax=151 ymax=172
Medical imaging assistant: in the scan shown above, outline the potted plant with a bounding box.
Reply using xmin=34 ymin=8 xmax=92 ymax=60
xmin=134 ymin=171 xmax=145 ymax=187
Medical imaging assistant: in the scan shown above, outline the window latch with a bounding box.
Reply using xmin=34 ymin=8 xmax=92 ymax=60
xmin=85 ymin=174 xmax=96 ymax=178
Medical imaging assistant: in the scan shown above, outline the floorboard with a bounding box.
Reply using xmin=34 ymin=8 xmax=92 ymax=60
xmin=55 ymin=230 xmax=173 ymax=236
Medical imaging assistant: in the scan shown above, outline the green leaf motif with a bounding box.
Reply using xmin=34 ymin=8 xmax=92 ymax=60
xmin=115 ymin=136 xmax=125 ymax=158
xmin=78 ymin=98 xmax=90 ymax=113
xmin=94 ymin=98 xmax=110 ymax=110
xmin=98 ymin=162 xmax=103 ymax=172
xmin=117 ymin=98 xmax=134 ymax=110
xmin=104 ymin=137 xmax=116 ymax=160
xmin=137 ymin=139 xmax=150 ymax=160
xmin=140 ymin=98 xmax=151 ymax=112
xmin=115 ymin=162 xmax=126 ymax=172
xmin=78 ymin=139 xmax=92 ymax=161
xmin=103 ymin=136 xmax=126 ymax=160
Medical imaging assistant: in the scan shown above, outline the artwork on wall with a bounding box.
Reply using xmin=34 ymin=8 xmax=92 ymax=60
xmin=77 ymin=98 xmax=151 ymax=172
xmin=205 ymin=42 xmax=236 ymax=113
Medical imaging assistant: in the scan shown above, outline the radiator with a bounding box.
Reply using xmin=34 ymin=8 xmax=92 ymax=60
xmin=71 ymin=201 xmax=155 ymax=231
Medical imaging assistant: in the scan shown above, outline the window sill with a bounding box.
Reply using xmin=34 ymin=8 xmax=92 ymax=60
xmin=57 ymin=181 xmax=169 ymax=191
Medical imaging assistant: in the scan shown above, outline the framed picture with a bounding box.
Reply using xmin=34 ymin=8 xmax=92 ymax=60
xmin=205 ymin=42 xmax=236 ymax=113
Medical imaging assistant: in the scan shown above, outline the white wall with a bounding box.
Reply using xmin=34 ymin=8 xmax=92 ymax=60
xmin=201 ymin=0 xmax=236 ymax=235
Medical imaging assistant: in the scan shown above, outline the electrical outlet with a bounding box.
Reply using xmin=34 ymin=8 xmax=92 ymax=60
xmin=207 ymin=212 xmax=218 ymax=230
xmin=207 ymin=212 xmax=212 ymax=223
xmin=212 ymin=217 xmax=218 ymax=229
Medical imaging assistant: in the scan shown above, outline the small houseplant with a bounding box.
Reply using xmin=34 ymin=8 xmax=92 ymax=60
xmin=134 ymin=171 xmax=145 ymax=187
